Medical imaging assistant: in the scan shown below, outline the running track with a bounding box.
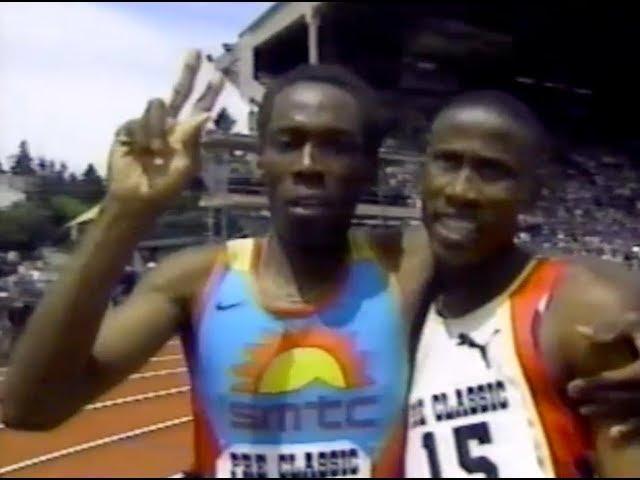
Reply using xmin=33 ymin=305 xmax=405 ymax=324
xmin=0 ymin=338 xmax=193 ymax=478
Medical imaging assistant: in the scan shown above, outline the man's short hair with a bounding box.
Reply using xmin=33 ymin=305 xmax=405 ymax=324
xmin=432 ymin=90 xmax=548 ymax=154
xmin=257 ymin=64 xmax=387 ymax=156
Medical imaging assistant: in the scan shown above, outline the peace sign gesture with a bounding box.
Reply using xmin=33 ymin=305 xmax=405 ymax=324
xmin=106 ymin=49 xmax=224 ymax=214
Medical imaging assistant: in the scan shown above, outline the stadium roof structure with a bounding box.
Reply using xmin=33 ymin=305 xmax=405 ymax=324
xmin=236 ymin=2 xmax=639 ymax=149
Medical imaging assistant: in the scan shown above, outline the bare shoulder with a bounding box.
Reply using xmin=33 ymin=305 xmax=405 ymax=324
xmin=353 ymin=223 xmax=432 ymax=272
xmin=554 ymin=255 xmax=640 ymax=315
xmin=541 ymin=255 xmax=639 ymax=379
xmin=397 ymin=224 xmax=432 ymax=278
xmin=351 ymin=225 xmax=403 ymax=271
xmin=365 ymin=223 xmax=433 ymax=322
xmin=135 ymin=242 xmax=224 ymax=301
xmin=400 ymin=223 xmax=430 ymax=250
xmin=567 ymin=255 xmax=640 ymax=296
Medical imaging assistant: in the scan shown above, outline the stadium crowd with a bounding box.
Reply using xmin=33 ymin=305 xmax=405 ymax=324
xmin=516 ymin=146 xmax=639 ymax=269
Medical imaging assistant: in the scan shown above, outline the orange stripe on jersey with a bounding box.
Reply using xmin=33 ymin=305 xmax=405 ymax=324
xmin=184 ymin=249 xmax=229 ymax=477
xmin=190 ymin=249 xmax=228 ymax=326
xmin=189 ymin=392 xmax=220 ymax=476
xmin=511 ymin=260 xmax=591 ymax=477
xmin=179 ymin=324 xmax=219 ymax=476
xmin=372 ymin=419 xmax=405 ymax=478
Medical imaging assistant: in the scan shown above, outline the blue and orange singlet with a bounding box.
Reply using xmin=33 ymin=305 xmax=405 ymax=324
xmin=181 ymin=237 xmax=408 ymax=478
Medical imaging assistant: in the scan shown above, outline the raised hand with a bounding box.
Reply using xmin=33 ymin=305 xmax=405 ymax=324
xmin=106 ymin=49 xmax=224 ymax=213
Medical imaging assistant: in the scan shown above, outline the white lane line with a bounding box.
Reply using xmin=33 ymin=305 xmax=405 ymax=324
xmin=85 ymin=386 xmax=190 ymax=410
xmin=130 ymin=368 xmax=187 ymax=380
xmin=0 ymin=354 xmax=183 ymax=381
xmin=150 ymin=355 xmax=183 ymax=362
xmin=0 ymin=416 xmax=193 ymax=475
xmin=0 ymin=386 xmax=191 ymax=430
xmin=0 ymin=366 xmax=187 ymax=384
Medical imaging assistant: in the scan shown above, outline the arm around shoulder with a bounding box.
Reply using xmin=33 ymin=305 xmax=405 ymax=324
xmin=542 ymin=259 xmax=640 ymax=476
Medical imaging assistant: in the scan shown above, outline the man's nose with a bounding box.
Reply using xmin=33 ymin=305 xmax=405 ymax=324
xmin=293 ymin=142 xmax=326 ymax=188
xmin=301 ymin=142 xmax=314 ymax=168
xmin=445 ymin=165 xmax=481 ymax=204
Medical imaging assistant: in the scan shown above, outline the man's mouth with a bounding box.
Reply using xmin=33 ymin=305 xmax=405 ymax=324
xmin=286 ymin=197 xmax=334 ymax=216
xmin=433 ymin=214 xmax=478 ymax=245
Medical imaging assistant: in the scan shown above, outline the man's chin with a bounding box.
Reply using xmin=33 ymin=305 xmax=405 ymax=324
xmin=285 ymin=216 xmax=350 ymax=247
xmin=433 ymin=241 xmax=484 ymax=268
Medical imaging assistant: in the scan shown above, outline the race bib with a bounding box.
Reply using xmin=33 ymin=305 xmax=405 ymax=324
xmin=216 ymin=441 xmax=371 ymax=478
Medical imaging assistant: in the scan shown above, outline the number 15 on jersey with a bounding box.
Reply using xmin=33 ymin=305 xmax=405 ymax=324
xmin=421 ymin=421 xmax=499 ymax=478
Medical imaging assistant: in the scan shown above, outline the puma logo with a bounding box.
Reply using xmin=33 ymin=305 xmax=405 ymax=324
xmin=456 ymin=329 xmax=501 ymax=368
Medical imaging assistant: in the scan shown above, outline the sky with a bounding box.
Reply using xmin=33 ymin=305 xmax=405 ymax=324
xmin=0 ymin=2 xmax=272 ymax=175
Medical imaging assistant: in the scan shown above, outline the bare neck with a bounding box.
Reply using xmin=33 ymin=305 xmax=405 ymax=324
xmin=258 ymin=231 xmax=350 ymax=305
xmin=435 ymin=243 xmax=533 ymax=318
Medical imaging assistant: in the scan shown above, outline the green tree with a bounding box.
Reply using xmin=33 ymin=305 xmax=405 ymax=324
xmin=37 ymin=157 xmax=48 ymax=174
xmin=9 ymin=140 xmax=36 ymax=175
xmin=58 ymin=162 xmax=68 ymax=180
xmin=48 ymin=195 xmax=91 ymax=227
xmin=82 ymin=163 xmax=101 ymax=182
xmin=73 ymin=163 xmax=104 ymax=203
xmin=0 ymin=200 xmax=55 ymax=250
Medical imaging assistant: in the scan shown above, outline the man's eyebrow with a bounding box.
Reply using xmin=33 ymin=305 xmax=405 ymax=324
xmin=269 ymin=125 xmax=359 ymax=137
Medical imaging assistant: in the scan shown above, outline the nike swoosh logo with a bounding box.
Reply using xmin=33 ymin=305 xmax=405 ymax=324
xmin=215 ymin=301 xmax=244 ymax=311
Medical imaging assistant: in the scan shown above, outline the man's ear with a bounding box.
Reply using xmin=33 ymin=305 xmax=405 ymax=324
xmin=424 ymin=131 xmax=435 ymax=159
xmin=255 ymin=154 xmax=267 ymax=184
xmin=525 ymin=170 xmax=542 ymax=206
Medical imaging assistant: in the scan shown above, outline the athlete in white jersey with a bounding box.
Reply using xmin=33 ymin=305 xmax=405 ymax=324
xmin=407 ymin=259 xmax=585 ymax=477
xmin=405 ymin=91 xmax=640 ymax=477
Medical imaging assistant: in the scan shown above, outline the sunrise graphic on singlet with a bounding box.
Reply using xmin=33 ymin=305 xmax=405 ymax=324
xmin=184 ymin=237 xmax=409 ymax=477
xmin=232 ymin=328 xmax=371 ymax=394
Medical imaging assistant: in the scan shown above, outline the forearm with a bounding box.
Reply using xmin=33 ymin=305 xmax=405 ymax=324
xmin=4 ymin=202 xmax=158 ymax=418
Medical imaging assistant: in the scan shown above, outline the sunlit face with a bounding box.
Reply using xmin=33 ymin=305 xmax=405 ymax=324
xmin=422 ymin=106 xmax=536 ymax=266
xmin=259 ymin=81 xmax=374 ymax=247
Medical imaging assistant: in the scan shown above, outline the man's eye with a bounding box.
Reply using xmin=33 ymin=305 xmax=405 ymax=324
xmin=318 ymin=138 xmax=360 ymax=155
xmin=476 ymin=161 xmax=514 ymax=181
xmin=272 ymin=136 xmax=299 ymax=151
xmin=432 ymin=153 xmax=462 ymax=171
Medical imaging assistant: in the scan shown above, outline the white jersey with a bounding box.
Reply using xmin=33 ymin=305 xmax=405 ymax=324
xmin=405 ymin=260 xmax=589 ymax=478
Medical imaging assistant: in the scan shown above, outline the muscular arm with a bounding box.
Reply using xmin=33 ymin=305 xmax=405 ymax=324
xmin=541 ymin=257 xmax=640 ymax=476
xmin=2 ymin=203 xmax=218 ymax=430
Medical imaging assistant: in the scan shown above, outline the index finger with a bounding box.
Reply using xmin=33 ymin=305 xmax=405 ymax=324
xmin=167 ymin=49 xmax=202 ymax=119
xmin=568 ymin=360 xmax=640 ymax=399
xmin=191 ymin=77 xmax=225 ymax=116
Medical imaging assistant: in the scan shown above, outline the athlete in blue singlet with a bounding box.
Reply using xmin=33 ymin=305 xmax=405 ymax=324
xmin=4 ymin=57 xmax=410 ymax=477
xmin=185 ymin=235 xmax=407 ymax=477
xmin=177 ymin=64 xmax=411 ymax=476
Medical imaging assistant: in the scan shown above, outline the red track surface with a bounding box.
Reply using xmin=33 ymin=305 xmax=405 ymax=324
xmin=0 ymin=338 xmax=193 ymax=478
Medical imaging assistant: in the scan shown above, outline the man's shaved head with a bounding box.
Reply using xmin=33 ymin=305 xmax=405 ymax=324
xmin=431 ymin=90 xmax=549 ymax=161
